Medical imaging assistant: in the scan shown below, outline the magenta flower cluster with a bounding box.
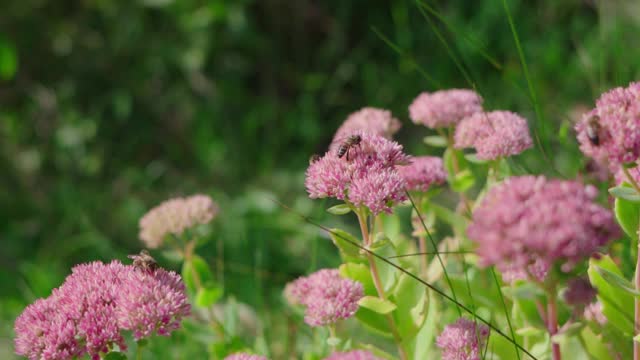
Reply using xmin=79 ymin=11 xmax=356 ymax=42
xmin=409 ymin=89 xmax=483 ymax=128
xmin=436 ymin=318 xmax=490 ymax=360
xmin=14 ymin=261 xmax=190 ymax=360
xmin=224 ymin=353 xmax=268 ymax=360
xmin=576 ymin=81 xmax=640 ymax=165
xmin=305 ymin=131 xmax=410 ymax=214
xmin=397 ymin=156 xmax=447 ymax=192
xmin=323 ymin=350 xmax=383 ymax=360
xmin=285 ymin=269 xmax=363 ymax=327
xmin=139 ymin=194 xmax=219 ymax=248
xmin=330 ymin=107 xmax=401 ymax=151
xmin=454 ymin=111 xmax=532 ymax=160
xmin=468 ymin=176 xmax=618 ymax=280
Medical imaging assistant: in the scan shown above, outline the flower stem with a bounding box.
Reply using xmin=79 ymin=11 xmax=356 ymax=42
xmin=622 ymin=167 xmax=640 ymax=360
xmin=546 ymin=285 xmax=561 ymax=360
xmin=441 ymin=128 xmax=473 ymax=216
xmin=356 ymin=211 xmax=408 ymax=360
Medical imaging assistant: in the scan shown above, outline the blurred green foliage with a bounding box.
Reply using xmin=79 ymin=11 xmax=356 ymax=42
xmin=2 ymin=0 xmax=640 ymax=358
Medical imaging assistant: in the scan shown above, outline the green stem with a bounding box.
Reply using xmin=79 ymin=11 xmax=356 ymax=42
xmin=356 ymin=210 xmax=408 ymax=360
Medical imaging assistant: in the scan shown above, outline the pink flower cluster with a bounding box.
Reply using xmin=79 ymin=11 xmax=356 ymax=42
xmin=285 ymin=269 xmax=363 ymax=327
xmin=397 ymin=156 xmax=447 ymax=192
xmin=409 ymin=89 xmax=483 ymax=128
xmin=224 ymin=353 xmax=268 ymax=360
xmin=324 ymin=350 xmax=383 ymax=360
xmin=305 ymin=131 xmax=410 ymax=215
xmin=468 ymin=176 xmax=618 ymax=280
xmin=454 ymin=111 xmax=532 ymax=160
xmin=14 ymin=261 xmax=190 ymax=360
xmin=436 ymin=318 xmax=490 ymax=360
xmin=139 ymin=194 xmax=219 ymax=248
xmin=576 ymin=81 xmax=640 ymax=165
xmin=330 ymin=107 xmax=401 ymax=151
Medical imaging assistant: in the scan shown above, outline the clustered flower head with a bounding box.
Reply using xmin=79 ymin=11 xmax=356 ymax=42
xmin=284 ymin=269 xmax=363 ymax=327
xmin=576 ymin=81 xmax=640 ymax=165
xmin=330 ymin=107 xmax=401 ymax=151
xmin=305 ymin=131 xmax=410 ymax=215
xmin=397 ymin=156 xmax=447 ymax=192
xmin=323 ymin=350 xmax=383 ymax=360
xmin=454 ymin=111 xmax=533 ymax=160
xmin=467 ymin=176 xmax=619 ymax=281
xmin=139 ymin=194 xmax=219 ymax=248
xmin=14 ymin=260 xmax=190 ymax=360
xmin=436 ymin=318 xmax=490 ymax=360
xmin=409 ymin=89 xmax=483 ymax=128
xmin=224 ymin=353 xmax=268 ymax=360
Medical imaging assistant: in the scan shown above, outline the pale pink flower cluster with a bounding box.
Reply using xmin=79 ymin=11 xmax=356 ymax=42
xmin=436 ymin=318 xmax=490 ymax=360
xmin=305 ymin=131 xmax=410 ymax=215
xmin=409 ymin=89 xmax=483 ymax=128
xmin=323 ymin=350 xmax=383 ymax=360
xmin=468 ymin=176 xmax=619 ymax=280
xmin=576 ymin=81 xmax=640 ymax=165
xmin=14 ymin=261 xmax=190 ymax=360
xmin=139 ymin=194 xmax=219 ymax=248
xmin=330 ymin=107 xmax=401 ymax=151
xmin=224 ymin=353 xmax=268 ymax=360
xmin=584 ymin=301 xmax=607 ymax=325
xmin=454 ymin=111 xmax=532 ymax=160
xmin=397 ymin=156 xmax=447 ymax=192
xmin=285 ymin=269 xmax=363 ymax=327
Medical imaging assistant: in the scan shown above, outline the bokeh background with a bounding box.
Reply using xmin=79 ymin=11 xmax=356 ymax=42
xmin=2 ymin=0 xmax=640 ymax=358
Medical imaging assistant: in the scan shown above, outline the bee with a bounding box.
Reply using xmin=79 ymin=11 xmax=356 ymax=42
xmin=337 ymin=134 xmax=362 ymax=161
xmin=128 ymin=249 xmax=158 ymax=272
xmin=309 ymin=154 xmax=321 ymax=164
xmin=586 ymin=115 xmax=601 ymax=146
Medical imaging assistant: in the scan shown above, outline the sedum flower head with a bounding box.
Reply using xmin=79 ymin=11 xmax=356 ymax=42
xmin=454 ymin=111 xmax=532 ymax=160
xmin=330 ymin=107 xmax=401 ymax=151
xmin=139 ymin=194 xmax=219 ymax=248
xmin=323 ymin=350 xmax=384 ymax=360
xmin=305 ymin=131 xmax=409 ymax=215
xmin=284 ymin=269 xmax=363 ymax=327
xmin=576 ymin=81 xmax=640 ymax=165
xmin=409 ymin=89 xmax=483 ymax=128
xmin=468 ymin=176 xmax=619 ymax=280
xmin=224 ymin=353 xmax=268 ymax=360
xmin=436 ymin=318 xmax=489 ymax=360
xmin=397 ymin=156 xmax=447 ymax=192
xmin=14 ymin=260 xmax=190 ymax=360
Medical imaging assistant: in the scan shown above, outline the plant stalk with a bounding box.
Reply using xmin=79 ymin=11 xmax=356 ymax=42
xmin=356 ymin=211 xmax=408 ymax=360
xmin=546 ymin=286 xmax=561 ymax=360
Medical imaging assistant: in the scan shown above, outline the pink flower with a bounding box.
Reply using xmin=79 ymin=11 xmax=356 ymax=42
xmin=397 ymin=156 xmax=447 ymax=192
xmin=468 ymin=176 xmax=619 ymax=280
xmin=436 ymin=318 xmax=490 ymax=360
xmin=409 ymin=89 xmax=483 ymax=128
xmin=323 ymin=350 xmax=383 ymax=360
xmin=584 ymin=301 xmax=607 ymax=325
xmin=454 ymin=111 xmax=532 ymax=160
xmin=14 ymin=298 xmax=83 ymax=360
xmin=576 ymin=81 xmax=640 ymax=165
xmin=284 ymin=269 xmax=363 ymax=327
xmin=330 ymin=107 xmax=401 ymax=151
xmin=139 ymin=194 xmax=219 ymax=248
xmin=305 ymin=131 xmax=409 ymax=215
xmin=224 ymin=353 xmax=268 ymax=360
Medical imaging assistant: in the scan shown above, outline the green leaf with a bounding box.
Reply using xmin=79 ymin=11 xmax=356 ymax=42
xmin=595 ymin=266 xmax=640 ymax=296
xmin=103 ymin=353 xmax=128 ymax=360
xmin=392 ymin=272 xmax=428 ymax=341
xmin=340 ymin=262 xmax=376 ymax=296
xmin=464 ymin=153 xmax=488 ymax=164
xmin=182 ymin=255 xmax=214 ymax=295
xmin=405 ymin=292 xmax=439 ymax=360
xmin=358 ymin=296 xmax=397 ymax=314
xmin=450 ymin=169 xmax=475 ymax=192
xmin=196 ymin=284 xmax=224 ymax=307
xmin=423 ymin=135 xmax=448 ymax=148
xmin=428 ymin=202 xmax=468 ymax=234
xmin=330 ymin=228 xmax=363 ymax=261
xmin=326 ymin=204 xmax=352 ymax=215
xmin=614 ymin=194 xmax=640 ymax=238
xmin=355 ymin=307 xmax=393 ymax=337
xmin=370 ymin=234 xmax=399 ymax=293
xmin=327 ymin=337 xmax=341 ymax=347
xmin=588 ymin=256 xmax=634 ymax=335
xmin=609 ymin=186 xmax=640 ymax=202
xmin=0 ymin=38 xmax=18 ymax=80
